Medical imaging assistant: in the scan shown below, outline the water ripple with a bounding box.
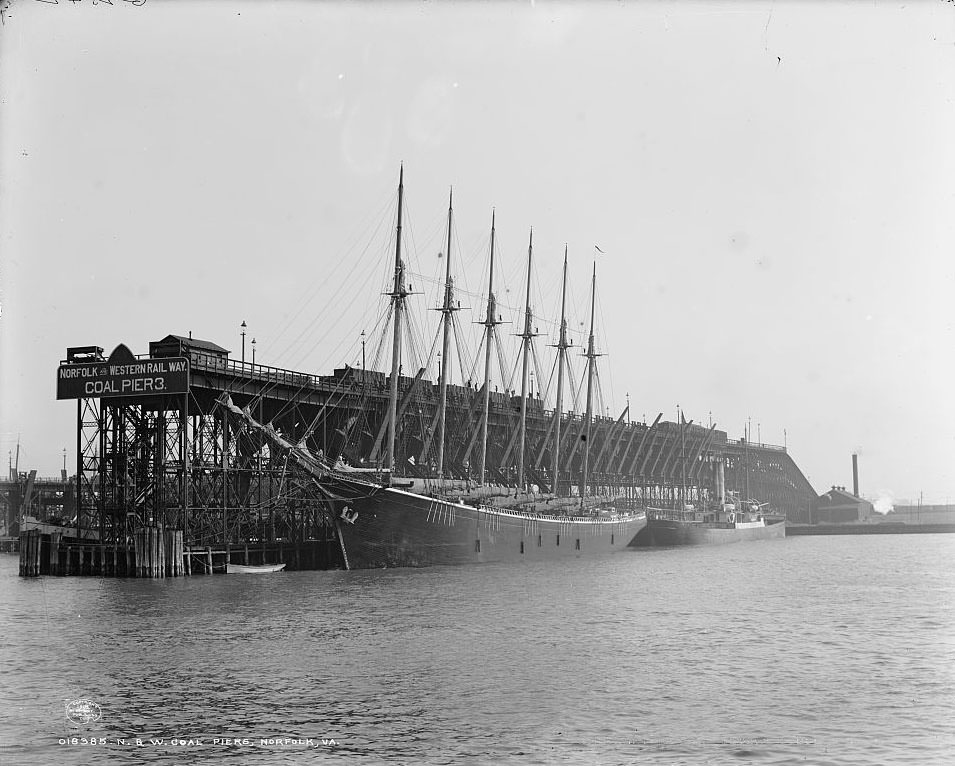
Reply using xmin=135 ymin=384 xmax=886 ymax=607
xmin=1 ymin=534 xmax=954 ymax=764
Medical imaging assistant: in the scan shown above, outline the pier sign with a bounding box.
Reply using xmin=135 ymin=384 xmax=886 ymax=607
xmin=57 ymin=345 xmax=189 ymax=399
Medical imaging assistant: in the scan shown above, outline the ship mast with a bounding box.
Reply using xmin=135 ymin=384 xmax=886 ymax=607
xmin=517 ymin=228 xmax=535 ymax=490
xmin=385 ymin=165 xmax=407 ymax=475
xmin=550 ymin=246 xmax=569 ymax=494
xmin=744 ymin=420 xmax=751 ymax=500
xmin=680 ymin=407 xmax=687 ymax=508
xmin=478 ymin=210 xmax=498 ymax=484
xmin=435 ymin=188 xmax=455 ymax=477
xmin=580 ymin=262 xmax=598 ymax=510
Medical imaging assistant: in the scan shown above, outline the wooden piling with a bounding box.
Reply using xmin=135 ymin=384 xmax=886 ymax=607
xmin=165 ymin=529 xmax=183 ymax=577
xmin=18 ymin=530 xmax=40 ymax=577
xmin=151 ymin=528 xmax=158 ymax=578
xmin=134 ymin=528 xmax=164 ymax=578
xmin=152 ymin=528 xmax=158 ymax=578
xmin=205 ymin=546 xmax=212 ymax=575
xmin=50 ymin=532 xmax=62 ymax=576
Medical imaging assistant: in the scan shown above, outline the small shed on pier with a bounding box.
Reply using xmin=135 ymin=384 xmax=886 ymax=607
xmin=149 ymin=334 xmax=230 ymax=370
xmin=812 ymin=487 xmax=874 ymax=524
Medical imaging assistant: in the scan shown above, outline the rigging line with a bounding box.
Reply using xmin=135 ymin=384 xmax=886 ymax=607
xmin=315 ymin=298 xmax=388 ymax=380
xmin=407 ymin=302 xmax=432 ymax=372
xmin=422 ymin=312 xmax=444 ymax=379
xmin=530 ymin=342 xmax=547 ymax=402
xmin=494 ymin=336 xmax=510 ymax=397
xmin=451 ymin=225 xmax=479 ymax=312
xmin=345 ymin=307 xmax=390 ymax=371
xmin=541 ymin=352 xmax=558 ymax=409
xmin=467 ymin=332 xmax=487 ymax=387
xmin=566 ymin=353 xmax=581 ymax=414
xmin=272 ymin=200 xmax=394 ymax=365
xmin=337 ymin=292 xmax=394 ymax=375
xmin=282 ymin=247 xmax=389 ymax=370
xmin=369 ymin=303 xmax=394 ymax=372
xmin=451 ymin=312 xmax=474 ymax=387
xmin=247 ymin=318 xmax=354 ymax=413
xmin=505 ymin=347 xmax=522 ymax=398
xmin=409 ymin=302 xmax=434 ymax=373
xmin=399 ymin=194 xmax=432 ymax=337
xmin=248 ymin=285 xmax=392 ymax=413
xmin=260 ymin=322 xmax=385 ymax=428
xmin=269 ymin=186 xmax=396 ymax=352
xmin=264 ymin=366 xmax=353 ymax=442
xmin=594 ymin=364 xmax=605 ymax=420
xmin=492 ymin=331 xmax=509 ymax=395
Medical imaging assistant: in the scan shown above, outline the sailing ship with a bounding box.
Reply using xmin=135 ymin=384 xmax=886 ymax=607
xmin=221 ymin=167 xmax=646 ymax=569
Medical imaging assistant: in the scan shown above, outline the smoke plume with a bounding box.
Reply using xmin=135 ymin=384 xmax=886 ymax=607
xmin=873 ymin=491 xmax=894 ymax=515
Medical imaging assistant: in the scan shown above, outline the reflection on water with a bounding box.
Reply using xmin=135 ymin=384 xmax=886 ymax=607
xmin=1 ymin=534 xmax=954 ymax=764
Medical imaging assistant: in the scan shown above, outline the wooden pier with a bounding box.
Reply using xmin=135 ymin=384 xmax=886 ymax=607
xmin=17 ymin=526 xmax=341 ymax=577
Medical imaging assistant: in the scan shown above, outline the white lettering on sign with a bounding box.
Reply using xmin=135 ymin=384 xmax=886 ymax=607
xmin=120 ymin=378 xmax=166 ymax=393
xmin=107 ymin=360 xmax=187 ymax=375
xmin=59 ymin=366 xmax=105 ymax=379
xmin=84 ymin=377 xmax=169 ymax=395
xmin=57 ymin=357 xmax=188 ymax=399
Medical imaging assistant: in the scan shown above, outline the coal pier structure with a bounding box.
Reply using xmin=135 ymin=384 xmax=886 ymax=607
xmin=20 ymin=335 xmax=817 ymax=577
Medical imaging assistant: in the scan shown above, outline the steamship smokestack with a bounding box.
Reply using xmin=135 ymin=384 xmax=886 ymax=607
xmin=852 ymin=453 xmax=859 ymax=498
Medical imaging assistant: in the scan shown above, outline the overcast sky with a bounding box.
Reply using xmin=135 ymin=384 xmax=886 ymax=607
xmin=1 ymin=0 xmax=953 ymax=505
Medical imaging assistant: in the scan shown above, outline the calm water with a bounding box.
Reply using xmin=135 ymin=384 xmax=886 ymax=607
xmin=1 ymin=534 xmax=953 ymax=765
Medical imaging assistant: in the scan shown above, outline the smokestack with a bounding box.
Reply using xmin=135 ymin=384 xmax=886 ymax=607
xmin=852 ymin=453 xmax=859 ymax=498
xmin=716 ymin=460 xmax=726 ymax=505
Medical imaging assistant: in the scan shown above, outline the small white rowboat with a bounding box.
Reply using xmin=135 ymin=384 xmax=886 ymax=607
xmin=226 ymin=563 xmax=286 ymax=574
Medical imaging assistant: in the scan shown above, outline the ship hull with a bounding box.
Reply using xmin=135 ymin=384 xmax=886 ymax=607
xmin=330 ymin=483 xmax=647 ymax=569
xmin=632 ymin=517 xmax=786 ymax=547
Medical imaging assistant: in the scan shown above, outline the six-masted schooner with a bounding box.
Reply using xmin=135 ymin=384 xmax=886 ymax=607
xmin=221 ymin=166 xmax=648 ymax=568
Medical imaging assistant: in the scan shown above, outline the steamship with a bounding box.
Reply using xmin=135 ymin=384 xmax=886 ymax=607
xmin=632 ymin=443 xmax=786 ymax=546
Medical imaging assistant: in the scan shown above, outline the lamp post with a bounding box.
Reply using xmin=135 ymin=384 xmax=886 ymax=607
xmin=251 ymin=337 xmax=256 ymax=369
xmin=240 ymin=321 xmax=247 ymax=364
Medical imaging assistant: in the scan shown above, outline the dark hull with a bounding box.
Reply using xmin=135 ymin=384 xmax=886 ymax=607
xmin=632 ymin=518 xmax=786 ymax=547
xmin=330 ymin=483 xmax=647 ymax=569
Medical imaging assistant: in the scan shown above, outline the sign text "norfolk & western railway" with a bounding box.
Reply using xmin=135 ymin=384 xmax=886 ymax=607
xmin=57 ymin=358 xmax=189 ymax=399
